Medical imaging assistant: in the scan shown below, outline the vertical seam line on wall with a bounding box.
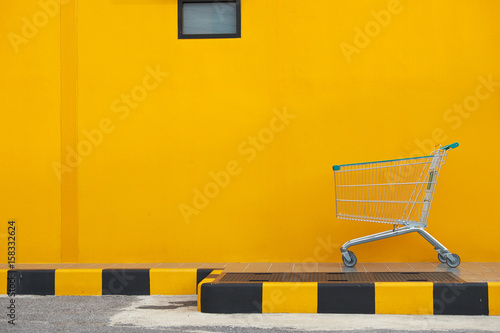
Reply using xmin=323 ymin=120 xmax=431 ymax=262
xmin=60 ymin=0 xmax=79 ymax=262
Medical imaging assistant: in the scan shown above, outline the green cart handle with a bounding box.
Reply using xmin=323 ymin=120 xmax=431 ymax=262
xmin=441 ymin=142 xmax=459 ymax=150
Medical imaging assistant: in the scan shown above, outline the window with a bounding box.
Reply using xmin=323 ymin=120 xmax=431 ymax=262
xmin=178 ymin=0 xmax=241 ymax=39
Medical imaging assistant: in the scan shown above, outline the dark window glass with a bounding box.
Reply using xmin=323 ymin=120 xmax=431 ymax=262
xmin=178 ymin=1 xmax=241 ymax=39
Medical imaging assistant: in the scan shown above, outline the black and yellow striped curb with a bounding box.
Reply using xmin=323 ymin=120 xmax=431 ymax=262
xmin=3 ymin=267 xmax=499 ymax=316
xmin=199 ymin=280 xmax=500 ymax=315
xmin=1 ymin=268 xmax=220 ymax=296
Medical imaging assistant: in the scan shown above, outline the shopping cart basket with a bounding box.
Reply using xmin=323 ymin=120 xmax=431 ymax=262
xmin=333 ymin=142 xmax=460 ymax=268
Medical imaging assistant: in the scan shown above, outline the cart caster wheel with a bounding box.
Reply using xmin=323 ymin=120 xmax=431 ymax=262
xmin=446 ymin=253 xmax=461 ymax=268
xmin=342 ymin=251 xmax=357 ymax=267
xmin=438 ymin=253 xmax=447 ymax=263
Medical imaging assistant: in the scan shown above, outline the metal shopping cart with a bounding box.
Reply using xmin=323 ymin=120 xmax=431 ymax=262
xmin=333 ymin=142 xmax=460 ymax=268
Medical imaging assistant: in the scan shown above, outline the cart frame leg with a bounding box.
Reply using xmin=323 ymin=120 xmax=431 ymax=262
xmin=340 ymin=226 xmax=453 ymax=262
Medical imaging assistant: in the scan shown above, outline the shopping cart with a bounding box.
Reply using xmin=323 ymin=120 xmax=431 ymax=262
xmin=333 ymin=143 xmax=460 ymax=268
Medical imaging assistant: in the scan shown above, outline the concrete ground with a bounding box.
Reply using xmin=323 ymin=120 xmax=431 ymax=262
xmin=1 ymin=295 xmax=499 ymax=332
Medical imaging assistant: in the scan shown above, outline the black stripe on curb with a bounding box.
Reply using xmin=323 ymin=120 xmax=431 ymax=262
xmin=318 ymin=283 xmax=375 ymax=314
xmin=9 ymin=270 xmax=55 ymax=295
xmin=196 ymin=268 xmax=223 ymax=295
xmin=433 ymin=283 xmax=489 ymax=315
xmin=201 ymin=283 xmax=263 ymax=313
xmin=197 ymin=269 xmax=221 ymax=287
xmin=102 ymin=269 xmax=150 ymax=295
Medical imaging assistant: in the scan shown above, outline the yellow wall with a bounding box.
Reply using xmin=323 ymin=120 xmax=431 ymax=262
xmin=0 ymin=1 xmax=61 ymax=262
xmin=2 ymin=0 xmax=500 ymax=263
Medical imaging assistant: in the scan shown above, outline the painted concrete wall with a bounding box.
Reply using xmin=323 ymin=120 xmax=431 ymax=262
xmin=1 ymin=1 xmax=61 ymax=262
xmin=1 ymin=0 xmax=500 ymax=263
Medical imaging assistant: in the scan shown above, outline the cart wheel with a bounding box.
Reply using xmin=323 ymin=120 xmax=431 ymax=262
xmin=438 ymin=253 xmax=447 ymax=263
xmin=342 ymin=251 xmax=357 ymax=267
xmin=446 ymin=253 xmax=461 ymax=268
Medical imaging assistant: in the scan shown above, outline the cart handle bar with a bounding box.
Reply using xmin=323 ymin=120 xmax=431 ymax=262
xmin=332 ymin=142 xmax=459 ymax=171
xmin=440 ymin=142 xmax=459 ymax=150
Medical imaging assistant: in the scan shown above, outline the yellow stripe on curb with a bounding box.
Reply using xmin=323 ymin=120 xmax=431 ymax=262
xmin=375 ymin=282 xmax=433 ymax=315
xmin=210 ymin=270 xmax=224 ymax=275
xmin=150 ymin=268 xmax=197 ymax=295
xmin=55 ymin=269 xmax=102 ymax=295
xmin=489 ymin=282 xmax=500 ymax=316
xmin=262 ymin=282 xmax=317 ymax=313
xmin=0 ymin=269 xmax=8 ymax=295
xmin=197 ymin=278 xmax=215 ymax=311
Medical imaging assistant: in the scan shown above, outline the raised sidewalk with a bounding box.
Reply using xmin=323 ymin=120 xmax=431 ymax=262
xmin=2 ymin=262 xmax=499 ymax=315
